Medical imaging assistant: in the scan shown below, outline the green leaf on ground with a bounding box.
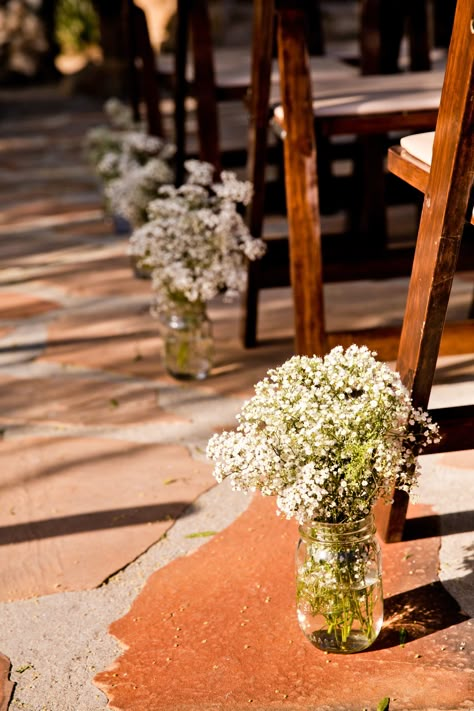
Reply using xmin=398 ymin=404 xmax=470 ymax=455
xmin=185 ymin=531 xmax=217 ymax=539
xmin=376 ymin=698 xmax=390 ymax=711
xmin=15 ymin=664 xmax=33 ymax=673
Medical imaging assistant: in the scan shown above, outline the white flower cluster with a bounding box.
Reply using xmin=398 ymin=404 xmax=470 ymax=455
xmin=84 ymin=98 xmax=175 ymax=185
xmin=104 ymin=152 xmax=174 ymax=228
xmin=128 ymin=160 xmax=266 ymax=307
xmin=0 ymin=0 xmax=47 ymax=78
xmin=83 ymin=98 xmax=138 ymax=175
xmin=84 ymin=97 xmax=176 ymax=226
xmin=103 ymin=97 xmax=135 ymax=131
xmin=207 ymin=345 xmax=440 ymax=524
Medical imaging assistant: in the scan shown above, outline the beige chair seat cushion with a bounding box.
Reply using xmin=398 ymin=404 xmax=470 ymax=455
xmin=400 ymin=130 xmax=473 ymax=220
xmin=400 ymin=131 xmax=435 ymax=165
xmin=273 ymin=69 xmax=444 ymax=121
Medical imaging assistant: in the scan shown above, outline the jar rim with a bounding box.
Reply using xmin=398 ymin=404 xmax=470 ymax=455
xmin=298 ymin=513 xmax=375 ymax=540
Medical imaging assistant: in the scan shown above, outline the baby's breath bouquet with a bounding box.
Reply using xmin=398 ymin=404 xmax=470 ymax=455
xmin=84 ymin=98 xmax=175 ymax=224
xmin=83 ymin=98 xmax=138 ymax=178
xmin=207 ymin=345 xmax=439 ymax=652
xmin=104 ymin=139 xmax=175 ymax=229
xmin=129 ymin=159 xmax=266 ymax=308
xmin=128 ymin=159 xmax=265 ymax=380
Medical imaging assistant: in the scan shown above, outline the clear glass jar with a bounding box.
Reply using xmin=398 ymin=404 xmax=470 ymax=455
xmin=161 ymin=298 xmax=213 ymax=381
xmin=112 ymin=213 xmax=131 ymax=234
xmin=130 ymin=255 xmax=152 ymax=279
xmin=295 ymin=513 xmax=383 ymax=653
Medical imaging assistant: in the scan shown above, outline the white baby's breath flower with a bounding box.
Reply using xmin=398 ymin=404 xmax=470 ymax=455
xmin=105 ymin=153 xmax=174 ymax=228
xmin=206 ymin=345 xmax=440 ymax=525
xmin=84 ymin=98 xmax=175 ymax=200
xmin=129 ymin=160 xmax=266 ymax=308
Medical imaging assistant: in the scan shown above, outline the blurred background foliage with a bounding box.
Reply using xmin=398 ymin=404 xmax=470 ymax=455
xmin=54 ymin=0 xmax=100 ymax=55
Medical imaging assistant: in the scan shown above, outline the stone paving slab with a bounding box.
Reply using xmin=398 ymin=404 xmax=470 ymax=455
xmin=0 ymin=436 xmax=214 ymax=602
xmin=0 ymin=372 xmax=187 ymax=428
xmin=30 ymin=252 xmax=150 ymax=299
xmin=0 ymin=292 xmax=59 ymax=320
xmin=94 ymin=494 xmax=473 ymax=711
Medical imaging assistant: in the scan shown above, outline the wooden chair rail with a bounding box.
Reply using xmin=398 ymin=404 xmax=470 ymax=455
xmin=388 ymin=145 xmax=474 ymax=225
xmin=256 ymin=234 xmax=474 ymax=288
xmin=388 ymin=146 xmax=430 ymax=194
xmin=424 ymin=404 xmax=474 ymax=454
xmin=243 ymin=4 xmax=446 ymax=347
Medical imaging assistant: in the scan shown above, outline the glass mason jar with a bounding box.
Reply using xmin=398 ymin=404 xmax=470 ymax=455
xmin=161 ymin=297 xmax=213 ymax=381
xmin=112 ymin=213 xmax=132 ymax=234
xmin=130 ymin=255 xmax=152 ymax=279
xmin=295 ymin=514 xmax=383 ymax=653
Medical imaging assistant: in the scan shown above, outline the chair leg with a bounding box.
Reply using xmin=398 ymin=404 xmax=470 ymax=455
xmin=276 ymin=0 xmax=327 ymax=356
xmin=241 ymin=0 xmax=275 ymax=348
xmin=407 ymin=0 xmax=431 ymax=71
xmin=189 ymin=0 xmax=221 ymax=172
xmin=122 ymin=0 xmax=141 ymax=124
xmin=134 ymin=3 xmax=163 ymax=136
xmin=467 ymin=283 xmax=474 ymax=320
xmin=174 ymin=0 xmax=189 ymax=186
xmin=360 ymin=0 xmax=404 ymax=74
xmin=350 ymin=134 xmax=387 ymax=253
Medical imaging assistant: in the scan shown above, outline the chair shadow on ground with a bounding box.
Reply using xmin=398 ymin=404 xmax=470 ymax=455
xmin=373 ymin=577 xmax=471 ymax=650
xmin=403 ymin=509 xmax=474 ymax=539
xmin=0 ymin=501 xmax=198 ymax=545
xmin=372 ymin=528 xmax=473 ymax=651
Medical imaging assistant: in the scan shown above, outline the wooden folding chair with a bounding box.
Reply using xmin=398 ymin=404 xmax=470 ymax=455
xmin=127 ymin=0 xmax=329 ymax=189
xmin=251 ymin=0 xmax=474 ymax=354
xmin=242 ymin=0 xmax=448 ymax=348
xmin=376 ymin=0 xmax=474 ymax=542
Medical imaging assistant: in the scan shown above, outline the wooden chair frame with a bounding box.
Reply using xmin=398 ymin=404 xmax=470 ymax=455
xmin=242 ymin=0 xmax=445 ymax=348
xmin=377 ymin=0 xmax=474 ymax=542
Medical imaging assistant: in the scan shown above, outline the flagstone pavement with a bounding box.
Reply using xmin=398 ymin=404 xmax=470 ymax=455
xmin=0 ymin=85 xmax=473 ymax=711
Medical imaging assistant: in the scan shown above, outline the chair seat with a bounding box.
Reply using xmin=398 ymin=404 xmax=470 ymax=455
xmin=400 ymin=130 xmax=435 ymax=164
xmin=391 ymin=131 xmax=474 ymax=223
xmin=272 ymin=69 xmax=445 ymax=134
xmin=157 ymin=50 xmax=358 ymax=93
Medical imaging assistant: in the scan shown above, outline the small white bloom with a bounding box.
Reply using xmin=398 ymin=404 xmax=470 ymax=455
xmin=206 ymin=345 xmax=439 ymax=524
xmin=129 ymin=161 xmax=266 ymax=307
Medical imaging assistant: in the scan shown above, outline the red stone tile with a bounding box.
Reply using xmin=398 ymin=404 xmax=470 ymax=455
xmin=0 ymin=196 xmax=100 ymax=225
xmin=0 ymin=437 xmax=215 ymax=601
xmin=54 ymin=217 xmax=114 ymax=237
xmin=0 ymin=292 xmax=59 ymax=320
xmin=35 ymin=255 xmax=151 ymax=299
xmin=0 ymin=653 xmax=13 ymax=711
xmin=39 ymin=303 xmax=163 ymax=378
xmin=0 ymin=231 xmax=91 ymax=263
xmin=95 ymin=495 xmax=472 ymax=711
xmin=0 ymin=374 xmax=186 ymax=427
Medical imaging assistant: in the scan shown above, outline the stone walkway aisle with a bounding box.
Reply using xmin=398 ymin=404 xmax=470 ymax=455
xmin=0 ymin=85 xmax=295 ymax=710
xmin=0 ymin=86 xmax=473 ymax=711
